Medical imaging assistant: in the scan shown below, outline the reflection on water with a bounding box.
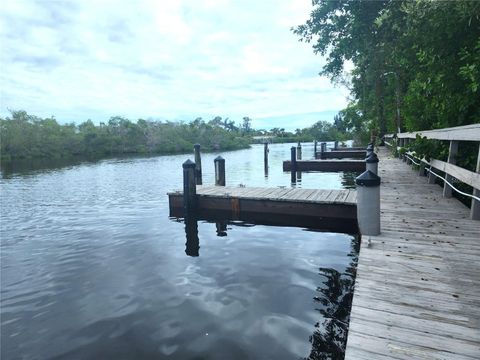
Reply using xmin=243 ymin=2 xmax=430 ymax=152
xmin=1 ymin=142 xmax=359 ymax=359
xmin=306 ymin=237 xmax=360 ymax=360
xmin=184 ymin=216 xmax=200 ymax=257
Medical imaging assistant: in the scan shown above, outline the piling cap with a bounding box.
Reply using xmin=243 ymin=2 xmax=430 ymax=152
xmin=355 ymin=170 xmax=381 ymax=187
xmin=365 ymin=152 xmax=379 ymax=163
xmin=183 ymin=159 xmax=196 ymax=168
xmin=214 ymin=155 xmax=224 ymax=162
xmin=194 ymin=143 xmax=201 ymax=149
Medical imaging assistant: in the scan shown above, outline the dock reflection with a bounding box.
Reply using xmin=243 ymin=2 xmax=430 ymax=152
xmin=184 ymin=215 xmax=200 ymax=257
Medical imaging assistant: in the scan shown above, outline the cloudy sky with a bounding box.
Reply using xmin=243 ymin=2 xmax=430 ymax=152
xmin=0 ymin=0 xmax=349 ymax=131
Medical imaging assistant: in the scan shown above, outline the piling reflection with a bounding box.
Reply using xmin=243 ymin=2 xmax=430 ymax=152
xmin=215 ymin=221 xmax=228 ymax=237
xmin=305 ymin=236 xmax=360 ymax=360
xmin=184 ymin=215 xmax=200 ymax=257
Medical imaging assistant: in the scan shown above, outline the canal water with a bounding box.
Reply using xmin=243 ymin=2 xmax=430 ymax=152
xmin=1 ymin=142 xmax=359 ymax=360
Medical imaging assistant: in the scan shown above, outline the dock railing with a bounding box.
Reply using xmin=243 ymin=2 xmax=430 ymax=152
xmin=383 ymin=124 xmax=480 ymax=220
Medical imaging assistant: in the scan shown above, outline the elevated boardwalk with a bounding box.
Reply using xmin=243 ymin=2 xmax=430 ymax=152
xmin=168 ymin=186 xmax=358 ymax=233
xmin=345 ymin=147 xmax=480 ymax=359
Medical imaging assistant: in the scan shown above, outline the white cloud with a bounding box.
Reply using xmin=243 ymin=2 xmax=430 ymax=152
xmin=0 ymin=0 xmax=348 ymax=129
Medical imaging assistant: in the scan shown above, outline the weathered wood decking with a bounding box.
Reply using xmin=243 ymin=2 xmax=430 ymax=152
xmin=345 ymin=147 xmax=480 ymax=359
xmin=168 ymin=186 xmax=358 ymax=233
xmin=283 ymin=159 xmax=366 ymax=172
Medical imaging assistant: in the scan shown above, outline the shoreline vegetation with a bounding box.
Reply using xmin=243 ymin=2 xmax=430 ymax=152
xmin=0 ymin=111 xmax=355 ymax=162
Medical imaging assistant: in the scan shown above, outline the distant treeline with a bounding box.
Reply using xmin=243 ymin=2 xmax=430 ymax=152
xmin=0 ymin=111 xmax=251 ymax=160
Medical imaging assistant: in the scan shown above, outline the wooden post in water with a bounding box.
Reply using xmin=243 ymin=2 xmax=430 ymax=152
xmin=264 ymin=142 xmax=269 ymax=177
xmin=443 ymin=140 xmax=458 ymax=198
xmin=193 ymin=144 xmax=202 ymax=185
xmin=291 ymin=146 xmax=297 ymax=183
xmin=334 ymin=140 xmax=338 ymax=150
xmin=470 ymin=144 xmax=480 ymax=220
xmin=214 ymin=156 xmax=226 ymax=186
xmin=320 ymin=142 xmax=326 ymax=159
xmin=297 ymin=142 xmax=302 ymax=160
xmin=314 ymin=140 xmax=318 ymax=157
xmin=183 ymin=159 xmax=197 ymax=214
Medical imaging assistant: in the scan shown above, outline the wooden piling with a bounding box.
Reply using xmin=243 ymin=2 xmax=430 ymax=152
xmin=264 ymin=142 xmax=269 ymax=175
xmin=214 ymin=156 xmax=226 ymax=186
xmin=297 ymin=142 xmax=302 ymax=160
xmin=194 ymin=144 xmax=202 ymax=185
xmin=291 ymin=146 xmax=297 ymax=183
xmin=183 ymin=159 xmax=196 ymax=214
xmin=314 ymin=140 xmax=318 ymax=157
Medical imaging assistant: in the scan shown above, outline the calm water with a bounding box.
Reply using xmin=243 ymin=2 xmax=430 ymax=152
xmin=1 ymin=142 xmax=359 ymax=360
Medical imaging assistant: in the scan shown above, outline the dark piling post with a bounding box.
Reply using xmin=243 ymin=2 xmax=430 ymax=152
xmin=193 ymin=144 xmax=202 ymax=185
xmin=291 ymin=146 xmax=297 ymax=183
xmin=314 ymin=140 xmax=318 ymax=158
xmin=264 ymin=142 xmax=269 ymax=175
xmin=366 ymin=143 xmax=374 ymax=158
xmin=297 ymin=141 xmax=302 ymax=160
xmin=214 ymin=156 xmax=225 ymax=186
xmin=334 ymin=140 xmax=339 ymax=150
xmin=366 ymin=152 xmax=379 ymax=175
xmin=320 ymin=142 xmax=326 ymax=159
xmin=183 ymin=159 xmax=196 ymax=215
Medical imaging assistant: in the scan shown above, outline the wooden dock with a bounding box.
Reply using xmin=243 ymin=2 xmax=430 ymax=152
xmin=345 ymin=147 xmax=480 ymax=359
xmin=283 ymin=159 xmax=365 ymax=172
xmin=168 ymin=186 xmax=358 ymax=233
xmin=316 ymin=150 xmax=366 ymax=159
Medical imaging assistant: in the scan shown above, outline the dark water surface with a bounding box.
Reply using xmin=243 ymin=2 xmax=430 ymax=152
xmin=1 ymin=143 xmax=359 ymax=360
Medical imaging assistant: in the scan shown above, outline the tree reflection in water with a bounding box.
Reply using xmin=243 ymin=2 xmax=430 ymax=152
xmin=305 ymin=236 xmax=360 ymax=360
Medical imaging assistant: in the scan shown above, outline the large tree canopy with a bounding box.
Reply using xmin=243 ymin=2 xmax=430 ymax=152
xmin=294 ymin=0 xmax=480 ymax=135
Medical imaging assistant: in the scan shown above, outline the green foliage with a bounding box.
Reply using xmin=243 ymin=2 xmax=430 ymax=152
xmin=404 ymin=135 xmax=448 ymax=162
xmin=294 ymin=0 xmax=480 ymax=134
xmin=0 ymin=111 xmax=250 ymax=160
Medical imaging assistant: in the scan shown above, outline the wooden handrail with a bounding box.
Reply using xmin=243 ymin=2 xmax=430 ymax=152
xmin=383 ymin=124 xmax=480 ymax=219
xmin=385 ymin=123 xmax=480 ymax=141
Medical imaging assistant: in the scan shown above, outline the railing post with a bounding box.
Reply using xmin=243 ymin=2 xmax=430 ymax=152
xmin=193 ymin=144 xmax=202 ymax=185
xmin=214 ymin=156 xmax=225 ymax=186
xmin=291 ymin=146 xmax=297 ymax=183
xmin=443 ymin=140 xmax=458 ymax=198
xmin=183 ymin=159 xmax=197 ymax=215
xmin=398 ymin=138 xmax=404 ymax=159
xmin=470 ymin=144 xmax=480 ymax=220
xmin=418 ymin=161 xmax=426 ymax=176
xmin=314 ymin=140 xmax=318 ymax=157
xmin=356 ymin=170 xmax=381 ymax=236
xmin=428 ymin=167 xmax=436 ymax=184
xmin=402 ymin=139 xmax=408 ymax=162
xmin=297 ymin=142 xmax=302 ymax=160
xmin=366 ymin=152 xmax=379 ymax=175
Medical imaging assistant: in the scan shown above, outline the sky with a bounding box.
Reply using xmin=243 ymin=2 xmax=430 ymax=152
xmin=0 ymin=0 xmax=349 ymax=131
